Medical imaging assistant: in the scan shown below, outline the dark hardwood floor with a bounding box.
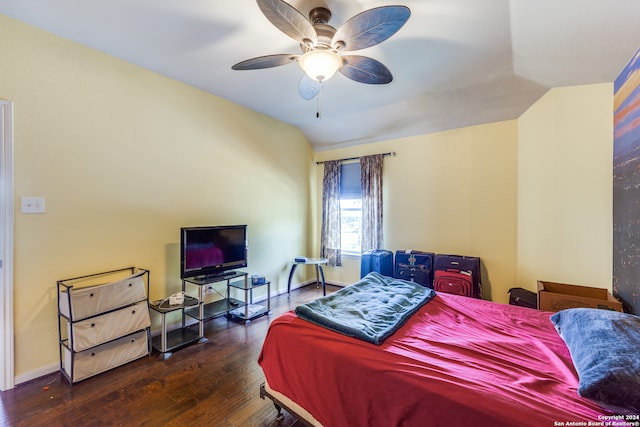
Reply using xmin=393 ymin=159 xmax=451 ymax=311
xmin=0 ymin=283 xmax=340 ymax=427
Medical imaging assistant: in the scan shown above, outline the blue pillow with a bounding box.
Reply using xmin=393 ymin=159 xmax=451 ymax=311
xmin=550 ymin=308 xmax=640 ymax=414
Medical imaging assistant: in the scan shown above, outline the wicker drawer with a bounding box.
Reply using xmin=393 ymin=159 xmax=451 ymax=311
xmin=63 ymin=330 xmax=149 ymax=383
xmin=68 ymin=301 xmax=150 ymax=352
xmin=59 ymin=273 xmax=147 ymax=320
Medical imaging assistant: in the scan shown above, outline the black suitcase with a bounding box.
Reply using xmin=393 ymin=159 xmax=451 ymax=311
xmin=434 ymin=254 xmax=482 ymax=298
xmin=394 ymin=250 xmax=435 ymax=287
xmin=360 ymin=249 xmax=394 ymax=278
xmin=396 ymin=264 xmax=431 ymax=287
xmin=508 ymin=287 xmax=537 ymax=309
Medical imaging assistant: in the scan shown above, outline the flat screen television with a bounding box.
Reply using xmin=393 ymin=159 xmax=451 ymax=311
xmin=180 ymin=225 xmax=247 ymax=279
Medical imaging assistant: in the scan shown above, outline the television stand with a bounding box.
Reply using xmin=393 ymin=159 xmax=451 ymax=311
xmin=150 ymin=270 xmax=272 ymax=357
xmin=189 ymin=270 xmax=241 ymax=285
xmin=182 ymin=271 xmax=248 ymax=338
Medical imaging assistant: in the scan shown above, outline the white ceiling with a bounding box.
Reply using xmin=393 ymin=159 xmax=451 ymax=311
xmin=1 ymin=0 xmax=639 ymax=150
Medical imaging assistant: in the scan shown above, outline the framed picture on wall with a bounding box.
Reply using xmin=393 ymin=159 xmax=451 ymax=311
xmin=613 ymin=47 xmax=640 ymax=314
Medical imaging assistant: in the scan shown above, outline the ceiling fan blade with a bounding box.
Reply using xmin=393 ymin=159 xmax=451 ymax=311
xmin=257 ymin=0 xmax=317 ymax=45
xmin=332 ymin=6 xmax=410 ymax=51
xmin=232 ymin=54 xmax=299 ymax=70
xmin=339 ymin=55 xmax=393 ymax=84
xmin=298 ymin=74 xmax=321 ymax=100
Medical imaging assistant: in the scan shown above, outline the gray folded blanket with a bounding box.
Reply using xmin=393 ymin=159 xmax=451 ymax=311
xmin=295 ymin=272 xmax=436 ymax=345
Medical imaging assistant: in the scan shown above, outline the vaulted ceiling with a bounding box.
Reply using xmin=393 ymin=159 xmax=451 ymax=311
xmin=1 ymin=0 xmax=639 ymax=150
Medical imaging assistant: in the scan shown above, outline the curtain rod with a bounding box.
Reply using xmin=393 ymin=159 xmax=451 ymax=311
xmin=315 ymin=151 xmax=396 ymax=165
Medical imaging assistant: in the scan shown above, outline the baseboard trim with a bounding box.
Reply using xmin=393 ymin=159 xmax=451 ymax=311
xmin=15 ymin=362 xmax=59 ymax=386
xmin=284 ymin=279 xmax=344 ymax=293
xmin=16 ymin=280 xmax=345 ymax=386
xmin=321 ymin=280 xmax=349 ymax=288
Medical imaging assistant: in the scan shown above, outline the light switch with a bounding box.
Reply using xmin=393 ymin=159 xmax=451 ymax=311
xmin=21 ymin=196 xmax=46 ymax=214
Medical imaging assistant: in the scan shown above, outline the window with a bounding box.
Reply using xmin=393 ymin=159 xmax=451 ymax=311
xmin=340 ymin=198 xmax=361 ymax=254
xmin=340 ymin=162 xmax=362 ymax=255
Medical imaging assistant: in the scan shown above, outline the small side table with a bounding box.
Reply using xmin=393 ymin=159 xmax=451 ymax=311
xmin=287 ymin=258 xmax=328 ymax=296
xmin=149 ymin=295 xmax=200 ymax=359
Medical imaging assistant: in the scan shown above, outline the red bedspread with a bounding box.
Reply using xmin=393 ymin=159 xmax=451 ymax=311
xmin=258 ymin=292 xmax=608 ymax=427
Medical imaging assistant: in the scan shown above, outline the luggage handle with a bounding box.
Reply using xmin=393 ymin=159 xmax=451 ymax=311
xmin=399 ymin=263 xmax=428 ymax=270
xmin=443 ymin=268 xmax=472 ymax=277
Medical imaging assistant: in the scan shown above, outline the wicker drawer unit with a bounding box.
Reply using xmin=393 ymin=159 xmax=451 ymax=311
xmin=68 ymin=301 xmax=150 ymax=352
xmin=62 ymin=330 xmax=149 ymax=383
xmin=58 ymin=272 xmax=147 ymax=320
xmin=57 ymin=267 xmax=151 ymax=384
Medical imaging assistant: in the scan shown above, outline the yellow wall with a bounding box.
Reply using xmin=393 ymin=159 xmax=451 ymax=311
xmin=0 ymin=15 xmax=313 ymax=380
xmin=517 ymin=84 xmax=613 ymax=290
xmin=0 ymin=13 xmax=616 ymax=383
xmin=314 ymin=84 xmax=613 ymax=303
xmin=314 ymin=120 xmax=519 ymax=302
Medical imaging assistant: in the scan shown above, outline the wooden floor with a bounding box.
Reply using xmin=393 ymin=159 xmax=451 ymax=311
xmin=0 ymin=283 xmax=340 ymax=427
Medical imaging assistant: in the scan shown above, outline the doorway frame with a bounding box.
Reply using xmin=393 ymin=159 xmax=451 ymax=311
xmin=0 ymin=100 xmax=15 ymax=391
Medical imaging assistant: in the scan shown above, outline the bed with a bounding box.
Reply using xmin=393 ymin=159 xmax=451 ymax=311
xmin=258 ymin=273 xmax=640 ymax=426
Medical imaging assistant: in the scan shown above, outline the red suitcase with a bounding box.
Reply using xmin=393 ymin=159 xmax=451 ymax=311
xmin=434 ymin=269 xmax=474 ymax=297
xmin=434 ymin=254 xmax=482 ymax=298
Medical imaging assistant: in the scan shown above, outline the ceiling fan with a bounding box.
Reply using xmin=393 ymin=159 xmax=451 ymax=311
xmin=232 ymin=0 xmax=411 ymax=101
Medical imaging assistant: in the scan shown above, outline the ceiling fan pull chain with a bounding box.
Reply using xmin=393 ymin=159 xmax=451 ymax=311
xmin=316 ymin=83 xmax=323 ymax=118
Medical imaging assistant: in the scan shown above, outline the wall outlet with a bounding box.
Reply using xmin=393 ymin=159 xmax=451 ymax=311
xmin=21 ymin=196 xmax=46 ymax=214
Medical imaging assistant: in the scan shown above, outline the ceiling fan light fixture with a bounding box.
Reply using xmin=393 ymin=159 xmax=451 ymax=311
xmin=299 ymin=50 xmax=342 ymax=82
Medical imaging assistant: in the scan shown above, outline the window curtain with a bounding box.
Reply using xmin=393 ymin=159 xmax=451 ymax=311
xmin=360 ymin=154 xmax=384 ymax=252
xmin=321 ymin=160 xmax=342 ymax=266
